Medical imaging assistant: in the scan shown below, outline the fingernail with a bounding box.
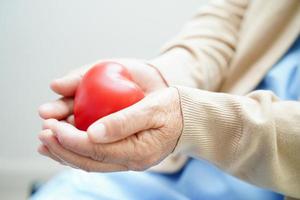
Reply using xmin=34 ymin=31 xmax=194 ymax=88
xmin=87 ymin=123 xmax=106 ymax=142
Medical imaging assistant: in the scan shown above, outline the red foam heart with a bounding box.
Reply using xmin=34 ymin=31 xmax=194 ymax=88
xmin=74 ymin=62 xmax=144 ymax=131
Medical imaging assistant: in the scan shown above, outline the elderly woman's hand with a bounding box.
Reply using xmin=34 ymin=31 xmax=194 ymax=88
xmin=38 ymin=59 xmax=183 ymax=171
xmin=38 ymin=87 xmax=183 ymax=172
xmin=38 ymin=58 xmax=167 ymax=123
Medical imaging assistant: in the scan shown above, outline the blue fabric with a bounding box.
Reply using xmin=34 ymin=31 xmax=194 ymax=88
xmin=256 ymin=35 xmax=300 ymax=100
xmin=31 ymin=36 xmax=300 ymax=200
xmin=31 ymin=160 xmax=282 ymax=200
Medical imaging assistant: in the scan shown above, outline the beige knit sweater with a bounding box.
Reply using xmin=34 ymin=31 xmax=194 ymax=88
xmin=149 ymin=0 xmax=300 ymax=199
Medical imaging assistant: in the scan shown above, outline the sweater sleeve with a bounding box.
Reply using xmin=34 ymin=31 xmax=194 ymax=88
xmin=150 ymin=0 xmax=249 ymax=91
xmin=174 ymin=86 xmax=300 ymax=198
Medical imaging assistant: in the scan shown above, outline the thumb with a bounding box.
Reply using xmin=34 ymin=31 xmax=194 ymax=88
xmin=87 ymin=99 xmax=155 ymax=143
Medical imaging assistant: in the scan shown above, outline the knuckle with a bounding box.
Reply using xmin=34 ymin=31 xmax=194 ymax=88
xmin=116 ymin=112 xmax=128 ymax=134
xmin=144 ymin=155 xmax=159 ymax=168
xmin=127 ymin=161 xmax=147 ymax=171
xmin=121 ymin=164 xmax=130 ymax=171
xmin=82 ymin=166 xmax=92 ymax=173
xmin=107 ymin=112 xmax=127 ymax=136
xmin=91 ymin=145 xmax=106 ymax=162
xmin=59 ymin=161 xmax=67 ymax=166
xmin=77 ymin=162 xmax=91 ymax=172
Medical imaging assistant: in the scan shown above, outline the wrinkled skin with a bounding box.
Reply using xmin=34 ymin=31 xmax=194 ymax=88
xmin=38 ymin=59 xmax=183 ymax=172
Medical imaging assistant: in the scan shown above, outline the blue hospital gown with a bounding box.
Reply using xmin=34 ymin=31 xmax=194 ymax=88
xmin=31 ymin=36 xmax=300 ymax=200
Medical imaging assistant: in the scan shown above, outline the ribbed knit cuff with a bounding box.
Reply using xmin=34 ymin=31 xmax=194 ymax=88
xmin=173 ymin=86 xmax=243 ymax=168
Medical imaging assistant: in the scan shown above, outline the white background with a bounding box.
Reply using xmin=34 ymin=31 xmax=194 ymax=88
xmin=0 ymin=0 xmax=205 ymax=199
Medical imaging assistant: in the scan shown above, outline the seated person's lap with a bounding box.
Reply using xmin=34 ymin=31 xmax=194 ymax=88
xmin=30 ymin=159 xmax=283 ymax=200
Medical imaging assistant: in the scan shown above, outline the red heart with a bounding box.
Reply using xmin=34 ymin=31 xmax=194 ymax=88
xmin=74 ymin=62 xmax=144 ymax=131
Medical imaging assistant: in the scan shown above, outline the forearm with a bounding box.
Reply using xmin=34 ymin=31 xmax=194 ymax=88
xmin=174 ymin=86 xmax=300 ymax=198
xmin=150 ymin=0 xmax=249 ymax=91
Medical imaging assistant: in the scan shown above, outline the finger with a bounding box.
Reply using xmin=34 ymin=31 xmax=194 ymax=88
xmin=43 ymin=119 xmax=132 ymax=164
xmin=50 ymin=74 xmax=81 ymax=97
xmin=38 ymin=98 xmax=74 ymax=120
xmin=39 ymin=129 xmax=128 ymax=172
xmin=53 ymin=115 xmax=75 ymax=126
xmin=87 ymin=98 xmax=156 ymax=143
xmin=38 ymin=137 xmax=79 ymax=169
xmin=43 ymin=119 xmax=90 ymax=155
xmin=50 ymin=64 xmax=92 ymax=97
xmin=37 ymin=144 xmax=66 ymax=165
xmin=39 ymin=131 xmax=79 ymax=168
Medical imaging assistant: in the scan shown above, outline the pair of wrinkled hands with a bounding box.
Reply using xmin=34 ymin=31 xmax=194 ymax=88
xmin=38 ymin=59 xmax=183 ymax=172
